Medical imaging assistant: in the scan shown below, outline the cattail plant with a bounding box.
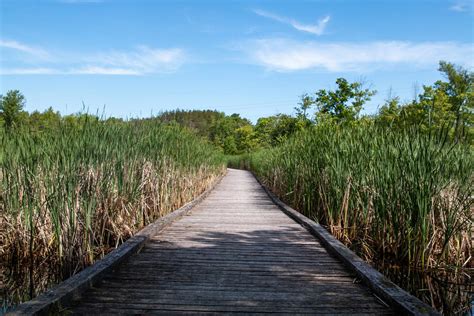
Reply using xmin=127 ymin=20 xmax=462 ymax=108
xmin=0 ymin=118 xmax=225 ymax=310
xmin=249 ymin=122 xmax=473 ymax=313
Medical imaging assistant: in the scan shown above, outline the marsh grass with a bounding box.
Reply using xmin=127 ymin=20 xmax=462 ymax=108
xmin=0 ymin=119 xmax=225 ymax=310
xmin=248 ymin=123 xmax=473 ymax=313
xmin=226 ymin=154 xmax=251 ymax=170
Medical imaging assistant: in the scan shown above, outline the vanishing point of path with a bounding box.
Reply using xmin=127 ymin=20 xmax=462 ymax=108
xmin=69 ymin=169 xmax=392 ymax=315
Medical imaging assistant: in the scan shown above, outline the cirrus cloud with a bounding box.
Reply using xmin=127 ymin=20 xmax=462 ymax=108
xmin=87 ymin=46 xmax=185 ymax=74
xmin=0 ymin=39 xmax=51 ymax=59
xmin=239 ymin=39 xmax=474 ymax=72
xmin=0 ymin=39 xmax=186 ymax=75
xmin=449 ymin=0 xmax=472 ymax=12
xmin=0 ymin=67 xmax=59 ymax=75
xmin=253 ymin=9 xmax=330 ymax=35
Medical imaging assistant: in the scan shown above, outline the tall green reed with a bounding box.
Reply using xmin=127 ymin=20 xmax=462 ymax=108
xmin=0 ymin=119 xmax=225 ymax=309
xmin=249 ymin=123 xmax=473 ymax=270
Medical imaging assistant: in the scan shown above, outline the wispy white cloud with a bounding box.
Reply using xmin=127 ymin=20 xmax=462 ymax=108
xmin=69 ymin=66 xmax=141 ymax=75
xmin=253 ymin=9 xmax=330 ymax=35
xmin=89 ymin=46 xmax=185 ymax=74
xmin=0 ymin=68 xmax=59 ymax=75
xmin=0 ymin=39 xmax=50 ymax=59
xmin=450 ymin=1 xmax=472 ymax=12
xmin=0 ymin=39 xmax=186 ymax=75
xmin=239 ymin=39 xmax=474 ymax=72
xmin=0 ymin=66 xmax=141 ymax=76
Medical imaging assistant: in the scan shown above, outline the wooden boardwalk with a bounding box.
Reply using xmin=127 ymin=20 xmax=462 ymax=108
xmin=68 ymin=169 xmax=393 ymax=315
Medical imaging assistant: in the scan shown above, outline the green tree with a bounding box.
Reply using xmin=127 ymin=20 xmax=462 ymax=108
xmin=28 ymin=107 xmax=61 ymax=132
xmin=156 ymin=110 xmax=224 ymax=138
xmin=377 ymin=96 xmax=402 ymax=128
xmin=295 ymin=94 xmax=313 ymax=121
xmin=255 ymin=114 xmax=301 ymax=147
xmin=235 ymin=125 xmax=258 ymax=153
xmin=209 ymin=113 xmax=253 ymax=154
xmin=436 ymin=61 xmax=473 ymax=140
xmin=0 ymin=90 xmax=26 ymax=130
xmin=378 ymin=62 xmax=474 ymax=141
xmin=418 ymin=85 xmax=454 ymax=130
xmin=314 ymin=78 xmax=376 ymax=124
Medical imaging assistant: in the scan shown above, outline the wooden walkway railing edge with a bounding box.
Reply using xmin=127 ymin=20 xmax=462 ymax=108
xmin=8 ymin=173 xmax=226 ymax=316
xmin=253 ymin=172 xmax=439 ymax=316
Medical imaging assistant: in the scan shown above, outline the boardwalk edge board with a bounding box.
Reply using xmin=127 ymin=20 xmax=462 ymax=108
xmin=252 ymin=172 xmax=439 ymax=316
xmin=8 ymin=173 xmax=226 ymax=316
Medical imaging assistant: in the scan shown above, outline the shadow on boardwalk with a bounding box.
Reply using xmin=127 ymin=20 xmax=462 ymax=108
xmin=50 ymin=169 xmax=393 ymax=315
xmin=69 ymin=225 xmax=392 ymax=315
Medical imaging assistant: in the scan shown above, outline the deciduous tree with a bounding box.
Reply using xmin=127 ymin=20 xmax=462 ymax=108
xmin=0 ymin=90 xmax=26 ymax=130
xmin=314 ymin=78 xmax=376 ymax=124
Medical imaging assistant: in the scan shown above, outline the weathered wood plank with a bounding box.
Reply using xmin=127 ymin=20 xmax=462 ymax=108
xmin=81 ymin=288 xmax=380 ymax=301
xmin=62 ymin=169 xmax=398 ymax=315
xmin=98 ymin=277 xmax=360 ymax=288
xmin=73 ymin=298 xmax=392 ymax=311
xmin=71 ymin=303 xmax=394 ymax=316
xmin=106 ymin=269 xmax=355 ymax=278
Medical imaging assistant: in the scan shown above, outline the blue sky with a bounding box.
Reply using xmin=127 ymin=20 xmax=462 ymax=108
xmin=1 ymin=0 xmax=473 ymax=122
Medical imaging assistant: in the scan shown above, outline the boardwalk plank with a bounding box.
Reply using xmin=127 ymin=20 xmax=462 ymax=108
xmin=71 ymin=304 xmax=393 ymax=316
xmin=68 ymin=169 xmax=393 ymax=315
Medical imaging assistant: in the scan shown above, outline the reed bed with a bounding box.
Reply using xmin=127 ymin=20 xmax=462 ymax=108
xmin=248 ymin=123 xmax=473 ymax=312
xmin=0 ymin=119 xmax=225 ymax=310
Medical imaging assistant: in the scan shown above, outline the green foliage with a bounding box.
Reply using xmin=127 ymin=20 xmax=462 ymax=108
xmin=1 ymin=114 xmax=225 ymax=308
xmin=249 ymin=123 xmax=473 ymax=272
xmin=209 ymin=113 xmax=255 ymax=154
xmin=295 ymin=93 xmax=313 ymax=123
xmin=0 ymin=90 xmax=26 ymax=130
xmin=436 ymin=61 xmax=473 ymax=140
xmin=156 ymin=109 xmax=224 ymax=138
xmin=27 ymin=107 xmax=61 ymax=133
xmin=155 ymin=110 xmax=306 ymax=154
xmin=376 ymin=96 xmax=402 ymax=128
xmin=314 ymin=78 xmax=376 ymax=123
xmin=234 ymin=125 xmax=258 ymax=153
xmin=155 ymin=110 xmax=260 ymax=155
xmin=226 ymin=153 xmax=251 ymax=170
xmin=376 ymin=61 xmax=473 ymax=142
xmin=254 ymin=114 xmax=302 ymax=147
